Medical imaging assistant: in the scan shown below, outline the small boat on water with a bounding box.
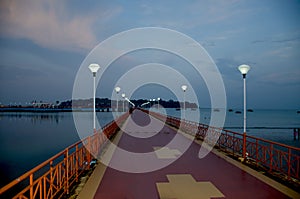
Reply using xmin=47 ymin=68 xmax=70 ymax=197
xmin=235 ymin=111 xmax=242 ymax=114
xmin=247 ymin=109 xmax=254 ymax=112
xmin=228 ymin=109 xmax=233 ymax=112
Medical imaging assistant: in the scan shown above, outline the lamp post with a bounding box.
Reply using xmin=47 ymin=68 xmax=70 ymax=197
xmin=157 ymin=97 xmax=160 ymax=109
xmin=121 ymin=93 xmax=126 ymax=112
xmin=238 ymin=64 xmax=250 ymax=158
xmin=115 ymin=87 xmax=121 ymax=113
xmin=88 ymin=63 xmax=100 ymax=131
xmin=181 ymin=85 xmax=187 ymax=119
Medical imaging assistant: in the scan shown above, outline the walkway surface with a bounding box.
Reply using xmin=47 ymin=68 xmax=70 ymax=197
xmin=79 ymin=109 xmax=299 ymax=199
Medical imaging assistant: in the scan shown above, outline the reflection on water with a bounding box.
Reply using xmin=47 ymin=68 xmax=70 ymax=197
xmin=0 ymin=113 xmax=65 ymax=124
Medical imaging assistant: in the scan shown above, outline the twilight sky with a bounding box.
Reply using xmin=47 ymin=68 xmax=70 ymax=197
xmin=0 ymin=0 xmax=299 ymax=109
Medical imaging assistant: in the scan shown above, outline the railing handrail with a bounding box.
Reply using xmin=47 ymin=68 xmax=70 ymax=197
xmin=188 ymin=119 xmax=300 ymax=151
xmin=245 ymin=133 xmax=300 ymax=150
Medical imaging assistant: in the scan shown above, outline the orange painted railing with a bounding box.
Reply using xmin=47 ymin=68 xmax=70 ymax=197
xmin=0 ymin=112 xmax=129 ymax=199
xmin=145 ymin=110 xmax=300 ymax=181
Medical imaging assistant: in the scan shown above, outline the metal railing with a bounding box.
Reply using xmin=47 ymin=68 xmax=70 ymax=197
xmin=0 ymin=112 xmax=129 ymax=199
xmin=146 ymin=110 xmax=300 ymax=181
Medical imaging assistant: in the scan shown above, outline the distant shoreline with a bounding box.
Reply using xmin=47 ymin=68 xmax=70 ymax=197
xmin=1 ymin=107 xmax=299 ymax=113
xmin=0 ymin=108 xmax=111 ymax=112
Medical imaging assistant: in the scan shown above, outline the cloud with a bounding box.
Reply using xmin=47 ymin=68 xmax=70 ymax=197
xmin=258 ymin=71 xmax=300 ymax=86
xmin=251 ymin=40 xmax=267 ymax=44
xmin=265 ymin=47 xmax=293 ymax=58
xmin=0 ymin=0 xmax=100 ymax=52
xmin=186 ymin=0 xmax=251 ymax=25
xmin=252 ymin=36 xmax=300 ymax=45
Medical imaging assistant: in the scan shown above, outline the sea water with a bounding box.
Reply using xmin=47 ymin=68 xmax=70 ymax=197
xmin=0 ymin=109 xmax=299 ymax=187
xmin=164 ymin=108 xmax=300 ymax=148
xmin=0 ymin=111 xmax=114 ymax=187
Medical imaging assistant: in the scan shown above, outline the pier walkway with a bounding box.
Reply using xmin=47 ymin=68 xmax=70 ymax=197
xmin=78 ymin=109 xmax=299 ymax=199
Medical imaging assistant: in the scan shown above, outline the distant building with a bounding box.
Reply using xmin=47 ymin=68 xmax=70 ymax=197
xmin=32 ymin=102 xmax=54 ymax=108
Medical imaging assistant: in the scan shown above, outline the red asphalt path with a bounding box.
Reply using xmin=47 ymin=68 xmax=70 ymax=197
xmin=93 ymin=110 xmax=292 ymax=199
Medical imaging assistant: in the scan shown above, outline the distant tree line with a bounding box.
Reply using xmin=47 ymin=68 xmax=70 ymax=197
xmin=59 ymin=98 xmax=197 ymax=109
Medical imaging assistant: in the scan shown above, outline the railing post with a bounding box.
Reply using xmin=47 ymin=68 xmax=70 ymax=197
xmin=30 ymin=173 xmax=33 ymax=199
xmin=50 ymin=161 xmax=53 ymax=198
xmin=64 ymin=148 xmax=69 ymax=195
xmin=269 ymin=144 xmax=273 ymax=172
xmin=288 ymin=148 xmax=291 ymax=180
xmin=223 ymin=131 xmax=227 ymax=152
xmin=232 ymin=134 xmax=235 ymax=156
xmin=75 ymin=144 xmax=79 ymax=182
xmin=255 ymin=139 xmax=258 ymax=166
xmin=87 ymin=136 xmax=92 ymax=170
xmin=297 ymin=156 xmax=299 ymax=179
xmin=243 ymin=132 xmax=247 ymax=158
xmin=96 ymin=132 xmax=100 ymax=157
xmin=43 ymin=175 xmax=46 ymax=199
xmin=91 ymin=134 xmax=95 ymax=157
xmin=218 ymin=130 xmax=222 ymax=148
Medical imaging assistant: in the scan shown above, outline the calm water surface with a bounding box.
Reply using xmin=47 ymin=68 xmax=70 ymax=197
xmin=0 ymin=109 xmax=299 ymax=187
xmin=0 ymin=112 xmax=113 ymax=187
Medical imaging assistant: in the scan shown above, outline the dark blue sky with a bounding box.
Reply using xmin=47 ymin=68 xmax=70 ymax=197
xmin=0 ymin=0 xmax=299 ymax=109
